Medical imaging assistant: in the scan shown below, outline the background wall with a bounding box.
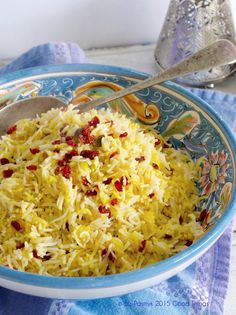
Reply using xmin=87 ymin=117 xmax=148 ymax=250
xmin=1 ymin=0 xmax=236 ymax=58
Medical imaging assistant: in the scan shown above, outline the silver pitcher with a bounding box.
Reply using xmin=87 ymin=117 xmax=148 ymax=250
xmin=154 ymin=0 xmax=236 ymax=87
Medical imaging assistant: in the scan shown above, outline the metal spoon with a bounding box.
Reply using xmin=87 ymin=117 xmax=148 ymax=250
xmin=1 ymin=39 xmax=236 ymax=135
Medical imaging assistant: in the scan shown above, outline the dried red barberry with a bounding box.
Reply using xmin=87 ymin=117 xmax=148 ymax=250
xmin=61 ymin=165 xmax=71 ymax=179
xmin=79 ymin=126 xmax=95 ymax=144
xmin=52 ymin=139 xmax=61 ymax=145
xmin=108 ymin=251 xmax=116 ymax=262
xmin=58 ymin=159 xmax=67 ymax=167
xmin=101 ymin=248 xmax=108 ymax=259
xmin=7 ymin=125 xmax=17 ymax=135
xmin=33 ymin=249 xmax=41 ymax=259
xmin=135 ymin=156 xmax=145 ymax=162
xmin=85 ymin=134 xmax=95 ymax=145
xmin=114 ymin=180 xmax=123 ymax=192
xmin=63 ymin=150 xmax=79 ymax=162
xmin=30 ymin=148 xmax=40 ymax=155
xmin=68 ymin=150 xmax=79 ymax=157
xmin=88 ymin=116 xmax=100 ymax=127
xmin=81 ymin=127 xmax=90 ymax=137
xmin=139 ymin=240 xmax=147 ymax=253
xmin=103 ymin=178 xmax=112 ymax=185
xmin=11 ymin=220 xmax=21 ymax=231
xmin=82 ymin=176 xmax=90 ymax=186
xmin=80 ymin=150 xmax=99 ymax=160
xmin=155 ymin=139 xmax=161 ymax=146
xmin=27 ymin=165 xmax=37 ymax=171
xmin=85 ymin=190 xmax=97 ymax=196
xmin=149 ymin=193 xmax=155 ymax=198
xmin=99 ymin=205 xmax=111 ymax=216
xmin=65 ymin=136 xmax=73 ymax=142
xmin=42 ymin=254 xmax=51 ymax=261
xmin=110 ymin=198 xmax=118 ymax=206
xmin=0 ymin=158 xmax=9 ymax=165
xmin=66 ymin=136 xmax=77 ymax=147
xmin=152 ymin=163 xmax=159 ymax=169
xmin=63 ymin=154 xmax=71 ymax=163
xmin=67 ymin=139 xmax=77 ymax=147
xmin=3 ymin=169 xmax=14 ymax=178
xmin=119 ymin=132 xmax=128 ymax=138
xmin=53 ymin=148 xmax=60 ymax=153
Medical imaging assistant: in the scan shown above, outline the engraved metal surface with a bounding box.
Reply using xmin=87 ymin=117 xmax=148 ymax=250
xmin=154 ymin=0 xmax=236 ymax=86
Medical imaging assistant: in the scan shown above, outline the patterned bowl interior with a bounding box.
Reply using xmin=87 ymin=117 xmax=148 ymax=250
xmin=0 ymin=66 xmax=235 ymax=234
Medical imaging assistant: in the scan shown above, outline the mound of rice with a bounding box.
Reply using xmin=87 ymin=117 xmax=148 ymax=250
xmin=0 ymin=105 xmax=204 ymax=276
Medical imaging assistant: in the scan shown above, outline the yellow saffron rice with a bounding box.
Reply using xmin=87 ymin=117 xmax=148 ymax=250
xmin=0 ymin=105 xmax=203 ymax=276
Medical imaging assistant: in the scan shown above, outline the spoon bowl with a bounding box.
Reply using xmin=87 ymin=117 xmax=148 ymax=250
xmin=0 ymin=96 xmax=66 ymax=135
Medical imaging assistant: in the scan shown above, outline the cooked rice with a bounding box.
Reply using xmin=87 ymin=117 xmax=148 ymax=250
xmin=0 ymin=105 xmax=203 ymax=276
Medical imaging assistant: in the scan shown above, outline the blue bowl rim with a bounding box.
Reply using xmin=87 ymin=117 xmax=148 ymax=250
xmin=0 ymin=63 xmax=235 ymax=289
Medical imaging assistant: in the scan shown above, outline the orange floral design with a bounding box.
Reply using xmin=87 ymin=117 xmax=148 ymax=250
xmin=72 ymin=81 xmax=160 ymax=125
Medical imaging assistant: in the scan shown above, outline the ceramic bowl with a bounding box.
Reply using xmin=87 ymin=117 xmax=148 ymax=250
xmin=0 ymin=64 xmax=235 ymax=299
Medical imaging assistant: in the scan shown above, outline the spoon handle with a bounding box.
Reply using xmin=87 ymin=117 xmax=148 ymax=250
xmin=76 ymin=39 xmax=236 ymax=112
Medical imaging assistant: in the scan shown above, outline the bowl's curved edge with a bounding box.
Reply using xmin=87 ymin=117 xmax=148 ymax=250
xmin=0 ymin=63 xmax=235 ymax=290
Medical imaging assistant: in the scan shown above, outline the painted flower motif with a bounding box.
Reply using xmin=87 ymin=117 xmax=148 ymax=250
xmin=162 ymin=111 xmax=200 ymax=140
xmin=72 ymin=80 xmax=160 ymax=125
xmin=199 ymin=150 xmax=229 ymax=196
